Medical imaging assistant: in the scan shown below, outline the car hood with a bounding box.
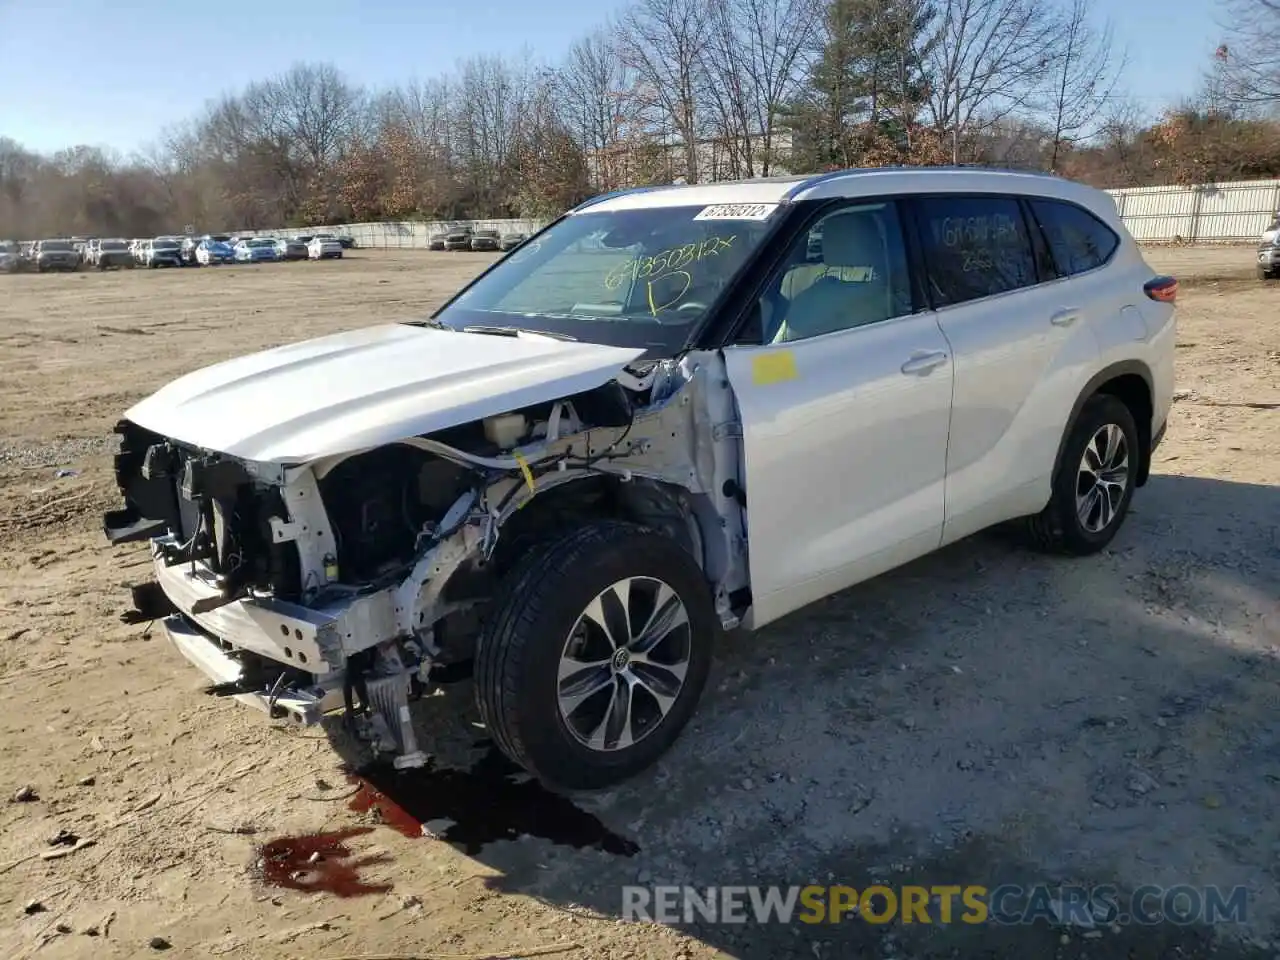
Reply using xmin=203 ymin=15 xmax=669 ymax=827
xmin=124 ymin=323 xmax=646 ymax=464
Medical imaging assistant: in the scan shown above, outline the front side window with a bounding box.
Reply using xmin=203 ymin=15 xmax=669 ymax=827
xmin=431 ymin=204 xmax=780 ymax=352
xmin=758 ymin=202 xmax=913 ymax=343
xmin=913 ymin=196 xmax=1037 ymax=307
xmin=1029 ymin=199 xmax=1118 ymax=276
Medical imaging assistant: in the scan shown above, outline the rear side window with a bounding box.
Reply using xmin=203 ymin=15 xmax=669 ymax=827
xmin=912 ymin=196 xmax=1037 ymax=307
xmin=1029 ymin=199 xmax=1118 ymax=276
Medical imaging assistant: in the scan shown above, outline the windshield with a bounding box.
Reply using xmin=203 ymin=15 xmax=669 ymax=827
xmin=154 ymin=240 xmax=179 ymax=249
xmin=101 ymin=240 xmax=126 ymax=250
xmin=248 ymin=239 xmax=273 ymax=248
xmin=0 ymin=242 xmax=15 ymax=253
xmin=42 ymin=241 xmax=73 ymax=252
xmin=430 ymin=204 xmax=779 ymax=353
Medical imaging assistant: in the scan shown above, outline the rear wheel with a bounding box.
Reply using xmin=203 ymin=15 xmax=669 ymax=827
xmin=1260 ymin=266 xmax=1277 ymax=281
xmin=1023 ymin=394 xmax=1140 ymax=555
xmin=475 ymin=521 xmax=716 ymax=790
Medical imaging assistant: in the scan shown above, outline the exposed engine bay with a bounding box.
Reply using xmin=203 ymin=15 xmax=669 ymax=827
xmin=105 ymin=351 xmax=749 ymax=768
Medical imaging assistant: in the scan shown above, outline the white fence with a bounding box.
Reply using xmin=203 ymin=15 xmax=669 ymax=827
xmin=241 ymin=218 xmax=545 ymax=249
xmin=1105 ymin=179 xmax=1279 ymax=243
xmin=245 ymin=178 xmax=1280 ymax=249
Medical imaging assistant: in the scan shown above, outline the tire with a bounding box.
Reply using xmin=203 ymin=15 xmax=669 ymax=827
xmin=475 ymin=520 xmax=716 ymax=790
xmin=1260 ymin=266 xmax=1277 ymax=281
xmin=1023 ymin=393 xmax=1140 ymax=555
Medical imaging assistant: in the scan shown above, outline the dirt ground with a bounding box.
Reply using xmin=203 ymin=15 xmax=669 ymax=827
xmin=0 ymin=247 xmax=1277 ymax=960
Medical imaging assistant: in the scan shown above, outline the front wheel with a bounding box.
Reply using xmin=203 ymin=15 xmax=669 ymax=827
xmin=1022 ymin=393 xmax=1140 ymax=555
xmin=475 ymin=521 xmax=716 ymax=790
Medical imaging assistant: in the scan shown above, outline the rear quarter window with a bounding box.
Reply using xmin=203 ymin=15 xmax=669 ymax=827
xmin=912 ymin=195 xmax=1038 ymax=307
xmin=1028 ymin=199 xmax=1119 ymax=276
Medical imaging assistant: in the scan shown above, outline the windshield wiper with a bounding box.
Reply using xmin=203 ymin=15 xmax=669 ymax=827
xmin=462 ymin=325 xmax=577 ymax=342
xmin=403 ymin=318 xmax=451 ymax=330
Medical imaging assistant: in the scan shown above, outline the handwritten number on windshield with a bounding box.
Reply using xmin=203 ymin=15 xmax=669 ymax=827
xmin=645 ymin=270 xmax=693 ymax=316
xmin=604 ymin=234 xmax=737 ymax=316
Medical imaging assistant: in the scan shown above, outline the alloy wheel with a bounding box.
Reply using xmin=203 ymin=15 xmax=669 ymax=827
xmin=1076 ymin=423 xmax=1130 ymax=534
xmin=557 ymin=577 xmax=692 ymax=752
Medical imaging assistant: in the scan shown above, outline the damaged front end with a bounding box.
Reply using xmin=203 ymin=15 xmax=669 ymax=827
xmin=105 ymin=351 xmax=748 ymax=769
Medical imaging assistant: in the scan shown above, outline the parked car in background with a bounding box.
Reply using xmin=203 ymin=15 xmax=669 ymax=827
xmin=428 ymin=233 xmax=447 ymax=250
xmin=275 ymin=237 xmax=308 ymax=261
xmin=292 ymin=234 xmax=313 ymax=244
xmin=234 ymin=238 xmax=280 ymax=263
xmin=144 ymin=238 xmax=184 ymax=268
xmin=82 ymin=239 xmax=101 ymax=265
xmin=195 ymin=239 xmax=235 ymax=265
xmin=336 ymin=234 xmax=356 ymax=249
xmin=443 ymin=226 xmax=473 ymax=250
xmin=96 ymin=239 xmax=134 ymax=269
xmin=33 ymin=239 xmax=81 ymax=272
xmin=71 ymin=238 xmax=90 ymax=263
xmin=470 ymin=228 xmax=500 ymax=251
xmin=499 ymin=232 xmax=527 ymax=251
xmin=1258 ymin=216 xmax=1279 ymax=280
xmin=0 ymin=240 xmax=19 ymax=272
xmin=180 ymin=237 xmax=202 ymax=265
xmin=307 ymin=235 xmax=343 ymax=260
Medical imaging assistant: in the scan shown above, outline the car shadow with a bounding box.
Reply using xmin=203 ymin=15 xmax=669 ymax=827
xmin=323 ymin=473 xmax=1280 ymax=959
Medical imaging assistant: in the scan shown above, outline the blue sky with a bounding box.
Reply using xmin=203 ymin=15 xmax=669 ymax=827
xmin=0 ymin=0 xmax=1221 ymax=156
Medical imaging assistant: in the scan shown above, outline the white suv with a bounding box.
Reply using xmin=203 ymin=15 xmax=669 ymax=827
xmin=102 ymin=168 xmax=1176 ymax=789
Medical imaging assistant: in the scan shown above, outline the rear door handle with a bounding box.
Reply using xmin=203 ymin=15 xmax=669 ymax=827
xmin=1050 ymin=308 xmax=1082 ymax=327
xmin=900 ymin=351 xmax=949 ymax=375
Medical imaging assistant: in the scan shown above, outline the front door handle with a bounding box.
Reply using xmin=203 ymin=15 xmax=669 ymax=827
xmin=1050 ymin=308 xmax=1082 ymax=327
xmin=900 ymin=351 xmax=949 ymax=375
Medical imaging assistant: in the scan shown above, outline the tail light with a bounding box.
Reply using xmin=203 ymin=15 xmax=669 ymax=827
xmin=1144 ymin=275 xmax=1178 ymax=303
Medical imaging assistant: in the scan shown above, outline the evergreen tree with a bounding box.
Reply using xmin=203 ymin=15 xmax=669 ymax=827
xmin=785 ymin=0 xmax=940 ymax=171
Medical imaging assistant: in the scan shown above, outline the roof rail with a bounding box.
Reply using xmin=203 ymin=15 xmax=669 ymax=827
xmin=783 ymin=168 xmax=877 ymax=200
xmin=785 ymin=164 xmax=1064 ymax=194
xmin=570 ymin=184 xmax=671 ymax=213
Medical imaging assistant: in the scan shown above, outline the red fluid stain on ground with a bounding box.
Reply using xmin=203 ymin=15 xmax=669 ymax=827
xmin=347 ymin=777 xmax=424 ymax=839
xmin=257 ymin=826 xmax=392 ymax=897
xmin=344 ymin=747 xmax=640 ymax=856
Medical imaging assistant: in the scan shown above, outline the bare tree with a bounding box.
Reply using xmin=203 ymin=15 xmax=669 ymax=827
xmin=620 ymin=0 xmax=714 ymax=183
xmin=453 ymin=55 xmax=542 ymax=213
xmin=557 ymin=29 xmax=634 ymax=190
xmin=266 ymin=63 xmax=365 ymax=169
xmin=925 ymin=0 xmax=1060 ymax=163
xmin=1045 ymin=0 xmax=1124 ymax=171
xmin=701 ymin=0 xmax=821 ymax=178
xmin=1215 ymin=0 xmax=1280 ymax=104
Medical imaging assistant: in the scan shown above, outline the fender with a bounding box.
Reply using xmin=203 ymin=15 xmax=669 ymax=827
xmin=1051 ymin=360 xmax=1156 ymax=489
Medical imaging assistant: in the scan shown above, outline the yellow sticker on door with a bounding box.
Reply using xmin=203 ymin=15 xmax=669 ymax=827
xmin=751 ymin=350 xmax=798 ymax=385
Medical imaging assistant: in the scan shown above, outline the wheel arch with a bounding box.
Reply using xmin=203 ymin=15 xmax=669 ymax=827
xmin=487 ymin=473 xmax=714 ymax=581
xmin=1054 ymin=361 xmax=1155 ymax=488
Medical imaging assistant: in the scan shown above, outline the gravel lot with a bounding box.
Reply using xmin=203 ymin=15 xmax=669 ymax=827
xmin=0 ymin=248 xmax=1277 ymax=960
